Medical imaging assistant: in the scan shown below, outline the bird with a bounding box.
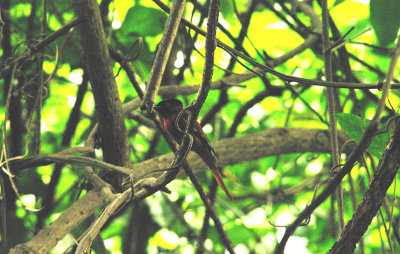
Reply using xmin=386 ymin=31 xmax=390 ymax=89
xmin=154 ymin=99 xmax=234 ymax=201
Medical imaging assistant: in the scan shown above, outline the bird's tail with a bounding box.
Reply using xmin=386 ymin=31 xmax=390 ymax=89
xmin=194 ymin=143 xmax=234 ymax=201
xmin=206 ymin=160 xmax=234 ymax=201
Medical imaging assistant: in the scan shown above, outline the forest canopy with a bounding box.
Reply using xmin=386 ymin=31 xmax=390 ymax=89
xmin=1 ymin=0 xmax=400 ymax=253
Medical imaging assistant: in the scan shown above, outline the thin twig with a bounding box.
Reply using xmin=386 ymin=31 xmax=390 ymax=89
xmin=321 ymin=0 xmax=344 ymax=233
xmin=181 ymin=0 xmax=235 ymax=252
xmin=7 ymin=153 xmax=133 ymax=176
xmin=274 ymin=30 xmax=400 ymax=254
xmin=1 ymin=18 xmax=81 ymax=74
xmin=109 ymin=45 xmax=143 ymax=99
xmin=152 ymin=0 xmax=400 ymax=90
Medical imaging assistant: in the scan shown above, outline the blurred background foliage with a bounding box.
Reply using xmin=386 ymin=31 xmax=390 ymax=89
xmin=1 ymin=0 xmax=400 ymax=253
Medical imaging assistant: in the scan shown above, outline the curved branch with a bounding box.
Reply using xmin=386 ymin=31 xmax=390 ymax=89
xmin=7 ymin=127 xmax=351 ymax=253
xmin=152 ymin=0 xmax=400 ymax=90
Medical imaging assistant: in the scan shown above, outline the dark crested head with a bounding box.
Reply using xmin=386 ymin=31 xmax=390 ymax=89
xmin=154 ymin=99 xmax=183 ymax=117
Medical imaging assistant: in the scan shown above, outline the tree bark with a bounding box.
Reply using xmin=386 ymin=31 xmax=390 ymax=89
xmin=8 ymin=127 xmax=351 ymax=253
xmin=72 ymin=0 xmax=130 ymax=174
xmin=328 ymin=119 xmax=400 ymax=253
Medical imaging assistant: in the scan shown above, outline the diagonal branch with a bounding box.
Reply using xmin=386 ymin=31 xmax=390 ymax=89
xmin=72 ymin=0 xmax=130 ymax=174
xmin=328 ymin=32 xmax=400 ymax=254
xmin=8 ymin=190 xmax=107 ymax=254
xmin=273 ymin=24 xmax=400 ymax=254
xmin=328 ymin=118 xmax=400 ymax=253
xmin=140 ymin=0 xmax=186 ymax=110
xmin=152 ymin=0 xmax=400 ymax=90
xmin=7 ymin=127 xmax=351 ymax=253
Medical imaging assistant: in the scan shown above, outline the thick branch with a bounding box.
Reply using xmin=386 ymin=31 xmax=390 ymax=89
xmin=328 ymin=119 xmax=400 ymax=253
xmin=8 ymin=128 xmax=350 ymax=180
xmin=130 ymin=128 xmax=350 ymax=178
xmin=72 ymin=0 xmax=129 ymax=169
xmin=9 ymin=191 xmax=107 ymax=254
xmin=7 ymin=127 xmax=350 ymax=253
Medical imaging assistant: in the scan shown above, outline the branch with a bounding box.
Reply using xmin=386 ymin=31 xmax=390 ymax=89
xmin=140 ymin=0 xmax=186 ymax=110
xmin=76 ymin=190 xmax=131 ymax=253
xmin=72 ymin=0 xmax=130 ymax=171
xmin=177 ymin=0 xmax=235 ymax=253
xmin=7 ymin=127 xmax=351 ymax=253
xmin=129 ymin=128 xmax=350 ymax=178
xmin=328 ymin=119 xmax=400 ymax=253
xmin=321 ymin=0 xmax=344 ymax=232
xmin=152 ymin=0 xmax=400 ymax=90
xmin=7 ymin=127 xmax=350 ymax=180
xmin=273 ymin=26 xmax=400 ymax=254
xmin=9 ymin=190 xmax=107 ymax=254
xmin=328 ymin=30 xmax=400 ymax=254
xmin=2 ymin=18 xmax=82 ymax=73
xmin=8 ymin=153 xmax=134 ymax=176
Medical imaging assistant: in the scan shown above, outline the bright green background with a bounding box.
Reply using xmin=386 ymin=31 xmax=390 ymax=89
xmin=1 ymin=0 xmax=400 ymax=253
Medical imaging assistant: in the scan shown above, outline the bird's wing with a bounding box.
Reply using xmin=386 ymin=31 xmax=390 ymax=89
xmin=175 ymin=113 xmax=219 ymax=160
xmin=194 ymin=123 xmax=219 ymax=160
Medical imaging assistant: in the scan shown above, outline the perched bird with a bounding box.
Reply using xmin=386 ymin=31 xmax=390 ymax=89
xmin=154 ymin=99 xmax=234 ymax=201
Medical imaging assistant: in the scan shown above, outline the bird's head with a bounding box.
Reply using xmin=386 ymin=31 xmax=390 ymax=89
xmin=153 ymin=99 xmax=183 ymax=118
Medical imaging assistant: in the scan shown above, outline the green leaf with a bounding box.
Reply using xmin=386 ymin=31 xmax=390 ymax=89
xmin=335 ymin=113 xmax=364 ymax=143
xmin=364 ymin=119 xmax=391 ymax=159
xmin=333 ymin=0 xmax=345 ymax=7
xmin=121 ymin=5 xmax=167 ymax=37
xmin=208 ymin=224 xmax=267 ymax=246
xmin=370 ymin=0 xmax=400 ymax=46
xmin=336 ymin=113 xmax=391 ymax=158
xmin=220 ymin=0 xmax=235 ymax=24
xmin=368 ymin=132 xmax=390 ymax=158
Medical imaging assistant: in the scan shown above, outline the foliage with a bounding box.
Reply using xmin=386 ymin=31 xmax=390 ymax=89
xmin=1 ymin=0 xmax=400 ymax=253
xmin=370 ymin=0 xmax=400 ymax=46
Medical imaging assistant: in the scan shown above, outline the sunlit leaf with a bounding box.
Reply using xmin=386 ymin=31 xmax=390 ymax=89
xmin=370 ymin=0 xmax=400 ymax=45
xmin=336 ymin=112 xmax=364 ymax=143
xmin=337 ymin=113 xmax=391 ymax=158
xmin=121 ymin=5 xmax=167 ymax=37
